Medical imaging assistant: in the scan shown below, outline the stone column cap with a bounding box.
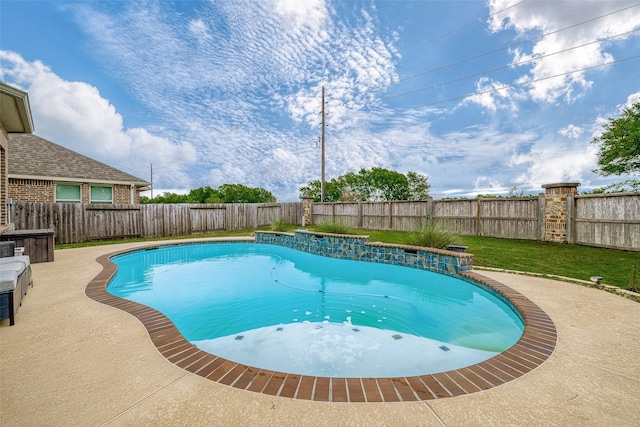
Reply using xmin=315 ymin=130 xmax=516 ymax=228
xmin=542 ymin=182 xmax=581 ymax=189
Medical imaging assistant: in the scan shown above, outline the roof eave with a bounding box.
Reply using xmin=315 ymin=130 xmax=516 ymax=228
xmin=0 ymin=82 xmax=35 ymax=134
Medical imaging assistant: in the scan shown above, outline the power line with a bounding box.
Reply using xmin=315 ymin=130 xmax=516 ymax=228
xmin=407 ymin=53 xmax=640 ymax=110
xmin=326 ymin=2 xmax=640 ymax=103
xmin=426 ymin=0 xmax=528 ymax=43
xmin=389 ymin=2 xmax=640 ymax=90
xmin=378 ymin=28 xmax=640 ymax=103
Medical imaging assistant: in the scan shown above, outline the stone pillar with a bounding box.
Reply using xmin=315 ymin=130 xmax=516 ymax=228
xmin=301 ymin=197 xmax=314 ymax=226
xmin=542 ymin=182 xmax=580 ymax=243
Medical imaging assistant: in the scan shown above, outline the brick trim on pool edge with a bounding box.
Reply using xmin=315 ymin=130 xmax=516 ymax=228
xmin=85 ymin=243 xmax=557 ymax=402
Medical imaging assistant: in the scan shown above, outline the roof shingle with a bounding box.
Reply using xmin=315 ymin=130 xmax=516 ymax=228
xmin=8 ymin=133 xmax=149 ymax=186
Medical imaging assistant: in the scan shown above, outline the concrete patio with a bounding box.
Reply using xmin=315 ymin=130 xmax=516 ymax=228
xmin=1 ymin=239 xmax=639 ymax=426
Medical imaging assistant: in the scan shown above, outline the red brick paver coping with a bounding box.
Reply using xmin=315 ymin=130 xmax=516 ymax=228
xmin=85 ymin=245 xmax=557 ymax=402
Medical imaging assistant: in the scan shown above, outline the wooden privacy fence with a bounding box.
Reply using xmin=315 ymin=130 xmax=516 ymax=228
xmin=433 ymin=197 xmax=542 ymax=240
xmin=8 ymin=191 xmax=639 ymax=251
xmin=311 ymin=193 xmax=639 ymax=251
xmin=9 ymin=202 xmax=304 ymax=244
xmin=312 ymin=197 xmax=543 ymax=240
xmin=572 ymin=192 xmax=640 ymax=251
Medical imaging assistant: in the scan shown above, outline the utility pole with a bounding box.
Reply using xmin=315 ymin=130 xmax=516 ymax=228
xmin=150 ymin=163 xmax=154 ymax=200
xmin=321 ymin=86 xmax=326 ymax=202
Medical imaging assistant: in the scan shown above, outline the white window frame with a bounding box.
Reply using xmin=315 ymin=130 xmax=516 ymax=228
xmin=90 ymin=185 xmax=114 ymax=204
xmin=55 ymin=183 xmax=82 ymax=203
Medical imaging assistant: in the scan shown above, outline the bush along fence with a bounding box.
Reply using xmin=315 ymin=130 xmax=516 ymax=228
xmin=6 ymin=182 xmax=639 ymax=251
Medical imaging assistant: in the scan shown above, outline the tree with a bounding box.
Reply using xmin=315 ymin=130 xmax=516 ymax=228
xmin=143 ymin=184 xmax=276 ymax=204
xmin=362 ymin=167 xmax=409 ymax=201
xmin=298 ymin=179 xmax=348 ymax=202
xmin=299 ymin=168 xmax=430 ymax=202
xmin=217 ymin=184 xmax=276 ymax=203
xmin=406 ymin=171 xmax=431 ymax=200
xmin=143 ymin=192 xmax=188 ymax=203
xmin=186 ymin=186 xmax=220 ymax=203
xmin=581 ymin=179 xmax=640 ymax=194
xmin=298 ymin=180 xmax=321 ymax=201
xmin=592 ymin=101 xmax=640 ymax=177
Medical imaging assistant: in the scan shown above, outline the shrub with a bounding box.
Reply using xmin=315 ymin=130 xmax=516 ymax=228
xmin=315 ymin=220 xmax=352 ymax=234
xmin=270 ymin=218 xmax=288 ymax=232
xmin=407 ymin=219 xmax=459 ymax=249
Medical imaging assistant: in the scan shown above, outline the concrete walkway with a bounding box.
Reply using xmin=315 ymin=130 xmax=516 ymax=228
xmin=1 ymin=240 xmax=639 ymax=426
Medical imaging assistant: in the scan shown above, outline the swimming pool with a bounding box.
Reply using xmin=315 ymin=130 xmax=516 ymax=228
xmin=107 ymin=242 xmax=523 ymax=378
xmin=87 ymin=236 xmax=557 ymax=402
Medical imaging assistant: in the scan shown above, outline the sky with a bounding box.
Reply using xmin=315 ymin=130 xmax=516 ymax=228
xmin=1 ymin=0 xmax=639 ymax=201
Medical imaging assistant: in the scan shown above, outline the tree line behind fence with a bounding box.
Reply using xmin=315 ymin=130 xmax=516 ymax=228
xmin=8 ymin=192 xmax=639 ymax=251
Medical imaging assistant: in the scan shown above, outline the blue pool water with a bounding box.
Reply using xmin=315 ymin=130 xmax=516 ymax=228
xmin=108 ymin=243 xmax=524 ymax=377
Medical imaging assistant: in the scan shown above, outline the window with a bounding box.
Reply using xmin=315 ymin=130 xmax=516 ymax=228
xmin=55 ymin=184 xmax=81 ymax=203
xmin=90 ymin=186 xmax=113 ymax=204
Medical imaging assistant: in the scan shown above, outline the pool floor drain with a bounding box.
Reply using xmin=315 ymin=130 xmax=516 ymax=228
xmin=235 ymin=335 xmax=244 ymax=340
xmin=276 ymin=327 xmax=283 ymax=331
xmin=439 ymin=345 xmax=450 ymax=351
xmin=392 ymin=334 xmax=403 ymax=340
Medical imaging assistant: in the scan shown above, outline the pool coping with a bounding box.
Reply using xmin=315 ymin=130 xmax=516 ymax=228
xmin=84 ymin=240 xmax=557 ymax=403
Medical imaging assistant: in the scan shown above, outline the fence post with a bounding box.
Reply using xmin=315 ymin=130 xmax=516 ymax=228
xmin=476 ymin=199 xmax=481 ymax=236
xmin=537 ymin=193 xmax=545 ymax=241
xmin=541 ymin=182 xmax=580 ymax=243
xmin=301 ymin=197 xmax=313 ymax=225
xmin=566 ymin=191 xmax=576 ymax=244
xmin=357 ymin=201 xmax=363 ymax=228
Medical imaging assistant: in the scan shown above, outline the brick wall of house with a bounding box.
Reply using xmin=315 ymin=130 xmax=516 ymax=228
xmin=79 ymin=184 xmax=137 ymax=204
xmin=9 ymin=178 xmax=55 ymax=202
xmin=10 ymin=179 xmax=141 ymax=204
xmin=113 ymin=184 xmax=139 ymax=204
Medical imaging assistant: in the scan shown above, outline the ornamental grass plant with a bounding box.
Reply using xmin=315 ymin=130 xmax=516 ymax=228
xmin=270 ymin=218 xmax=288 ymax=232
xmin=406 ymin=219 xmax=460 ymax=249
xmin=315 ymin=219 xmax=353 ymax=234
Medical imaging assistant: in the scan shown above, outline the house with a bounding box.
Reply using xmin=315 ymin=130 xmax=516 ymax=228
xmin=0 ymin=82 xmax=34 ymax=233
xmin=7 ymin=133 xmax=150 ymax=205
xmin=2 ymin=81 xmax=149 ymax=207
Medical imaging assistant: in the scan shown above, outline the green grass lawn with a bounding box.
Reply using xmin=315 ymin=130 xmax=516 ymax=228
xmin=310 ymin=227 xmax=640 ymax=290
xmin=57 ymin=226 xmax=639 ymax=290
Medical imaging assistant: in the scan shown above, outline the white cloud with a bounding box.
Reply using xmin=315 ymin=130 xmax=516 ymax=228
xmin=558 ymin=124 xmax=583 ymax=139
xmin=623 ymin=90 xmax=640 ymax=108
xmin=462 ymin=77 xmax=517 ymax=112
xmin=273 ymin=0 xmax=328 ymax=33
xmin=471 ymin=176 xmax=507 ymax=195
xmin=511 ymin=141 xmax=599 ymax=189
xmin=4 ymin=1 xmax=634 ymax=202
xmin=188 ymin=19 xmax=212 ymax=43
xmin=58 ymin=1 xmax=401 ymax=199
xmin=487 ymin=0 xmax=640 ymax=104
xmin=0 ymin=50 xmax=197 ymax=188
